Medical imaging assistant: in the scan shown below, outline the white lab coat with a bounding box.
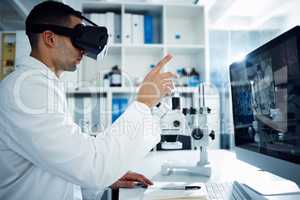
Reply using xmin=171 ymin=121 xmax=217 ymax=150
xmin=0 ymin=56 xmax=161 ymax=200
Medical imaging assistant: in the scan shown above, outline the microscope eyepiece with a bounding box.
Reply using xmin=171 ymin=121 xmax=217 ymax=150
xmin=172 ymin=97 xmax=180 ymax=110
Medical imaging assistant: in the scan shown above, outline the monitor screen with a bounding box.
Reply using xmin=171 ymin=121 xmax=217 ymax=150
xmin=230 ymin=26 xmax=300 ymax=165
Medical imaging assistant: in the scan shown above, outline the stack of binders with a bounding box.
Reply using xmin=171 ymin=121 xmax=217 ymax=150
xmin=88 ymin=12 xmax=122 ymax=44
xmin=112 ymin=97 xmax=129 ymax=122
xmin=123 ymin=13 xmax=153 ymax=44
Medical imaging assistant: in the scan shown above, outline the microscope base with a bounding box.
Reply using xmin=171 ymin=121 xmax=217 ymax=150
xmin=161 ymin=163 xmax=212 ymax=177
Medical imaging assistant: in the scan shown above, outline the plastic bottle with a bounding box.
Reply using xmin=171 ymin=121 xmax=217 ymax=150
xmin=110 ymin=65 xmax=122 ymax=87
xmin=188 ymin=67 xmax=200 ymax=87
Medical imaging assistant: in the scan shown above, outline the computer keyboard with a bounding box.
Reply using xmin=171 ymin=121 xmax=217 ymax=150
xmin=205 ymin=181 xmax=252 ymax=200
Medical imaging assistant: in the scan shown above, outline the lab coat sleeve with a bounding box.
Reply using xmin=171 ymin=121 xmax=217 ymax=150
xmin=2 ymin=76 xmax=161 ymax=190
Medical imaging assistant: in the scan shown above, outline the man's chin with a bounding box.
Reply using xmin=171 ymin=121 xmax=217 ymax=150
xmin=64 ymin=65 xmax=77 ymax=72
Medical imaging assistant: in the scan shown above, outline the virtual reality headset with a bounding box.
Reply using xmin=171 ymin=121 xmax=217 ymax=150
xmin=26 ymin=13 xmax=108 ymax=60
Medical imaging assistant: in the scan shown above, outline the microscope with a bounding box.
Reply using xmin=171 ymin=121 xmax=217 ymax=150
xmin=152 ymin=95 xmax=190 ymax=150
xmin=154 ymin=84 xmax=215 ymax=177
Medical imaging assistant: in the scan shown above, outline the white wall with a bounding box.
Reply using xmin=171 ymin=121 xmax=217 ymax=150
xmin=256 ymin=0 xmax=300 ymax=35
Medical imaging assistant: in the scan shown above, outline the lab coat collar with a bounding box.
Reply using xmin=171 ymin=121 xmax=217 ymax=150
xmin=16 ymin=56 xmax=59 ymax=81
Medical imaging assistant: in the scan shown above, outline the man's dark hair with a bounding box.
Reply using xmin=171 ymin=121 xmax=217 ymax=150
xmin=25 ymin=1 xmax=81 ymax=49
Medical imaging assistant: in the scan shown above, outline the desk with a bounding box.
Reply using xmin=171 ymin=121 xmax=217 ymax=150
xmin=119 ymin=150 xmax=300 ymax=200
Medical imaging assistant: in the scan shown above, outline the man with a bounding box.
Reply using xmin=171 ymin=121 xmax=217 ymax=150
xmin=0 ymin=1 xmax=175 ymax=200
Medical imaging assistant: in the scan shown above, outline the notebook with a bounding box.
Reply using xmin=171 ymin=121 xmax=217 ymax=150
xmin=142 ymin=182 xmax=207 ymax=200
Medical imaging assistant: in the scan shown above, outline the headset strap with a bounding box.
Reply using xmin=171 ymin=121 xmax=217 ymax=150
xmin=26 ymin=24 xmax=79 ymax=38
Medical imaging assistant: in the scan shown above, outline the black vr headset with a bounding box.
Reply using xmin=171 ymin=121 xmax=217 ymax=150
xmin=26 ymin=10 xmax=108 ymax=60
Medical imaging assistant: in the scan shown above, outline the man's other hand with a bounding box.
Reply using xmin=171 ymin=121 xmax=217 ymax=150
xmin=110 ymin=171 xmax=153 ymax=189
xmin=136 ymin=54 xmax=176 ymax=108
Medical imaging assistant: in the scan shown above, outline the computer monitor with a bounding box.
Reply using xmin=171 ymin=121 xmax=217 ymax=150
xmin=230 ymin=26 xmax=300 ymax=185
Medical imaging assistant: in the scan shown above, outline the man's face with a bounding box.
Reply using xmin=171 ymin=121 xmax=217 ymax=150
xmin=54 ymin=15 xmax=84 ymax=72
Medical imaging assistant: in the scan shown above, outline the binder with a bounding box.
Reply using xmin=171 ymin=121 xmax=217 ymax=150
xmin=106 ymin=12 xmax=115 ymax=45
xmin=83 ymin=96 xmax=92 ymax=133
xmin=119 ymin=98 xmax=129 ymax=114
xmin=112 ymin=98 xmax=120 ymax=123
xmin=89 ymin=13 xmax=106 ymax=28
xmin=74 ymin=96 xmax=84 ymax=131
xmin=99 ymin=95 xmax=107 ymax=130
xmin=112 ymin=97 xmax=128 ymax=123
xmin=98 ymin=13 xmax=106 ymax=27
xmin=114 ymin=14 xmax=121 ymax=43
xmin=75 ymin=95 xmax=92 ymax=133
xmin=144 ymin=15 xmax=153 ymax=44
xmin=123 ymin=13 xmax=132 ymax=44
xmin=132 ymin=14 xmax=144 ymax=44
xmin=90 ymin=13 xmax=99 ymax=25
xmin=91 ymin=95 xmax=101 ymax=133
xmin=138 ymin=14 xmax=145 ymax=44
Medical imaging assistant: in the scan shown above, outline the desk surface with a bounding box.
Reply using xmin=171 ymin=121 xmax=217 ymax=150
xmin=119 ymin=150 xmax=300 ymax=200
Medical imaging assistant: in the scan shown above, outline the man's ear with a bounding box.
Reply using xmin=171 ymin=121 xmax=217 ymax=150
xmin=41 ymin=31 xmax=56 ymax=48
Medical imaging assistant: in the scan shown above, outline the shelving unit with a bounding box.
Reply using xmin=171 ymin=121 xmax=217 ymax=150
xmin=73 ymin=1 xmax=207 ymax=86
xmin=64 ymin=1 xmax=208 ymax=138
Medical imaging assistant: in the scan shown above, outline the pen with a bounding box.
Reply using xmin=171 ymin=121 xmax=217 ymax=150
xmin=161 ymin=186 xmax=201 ymax=190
